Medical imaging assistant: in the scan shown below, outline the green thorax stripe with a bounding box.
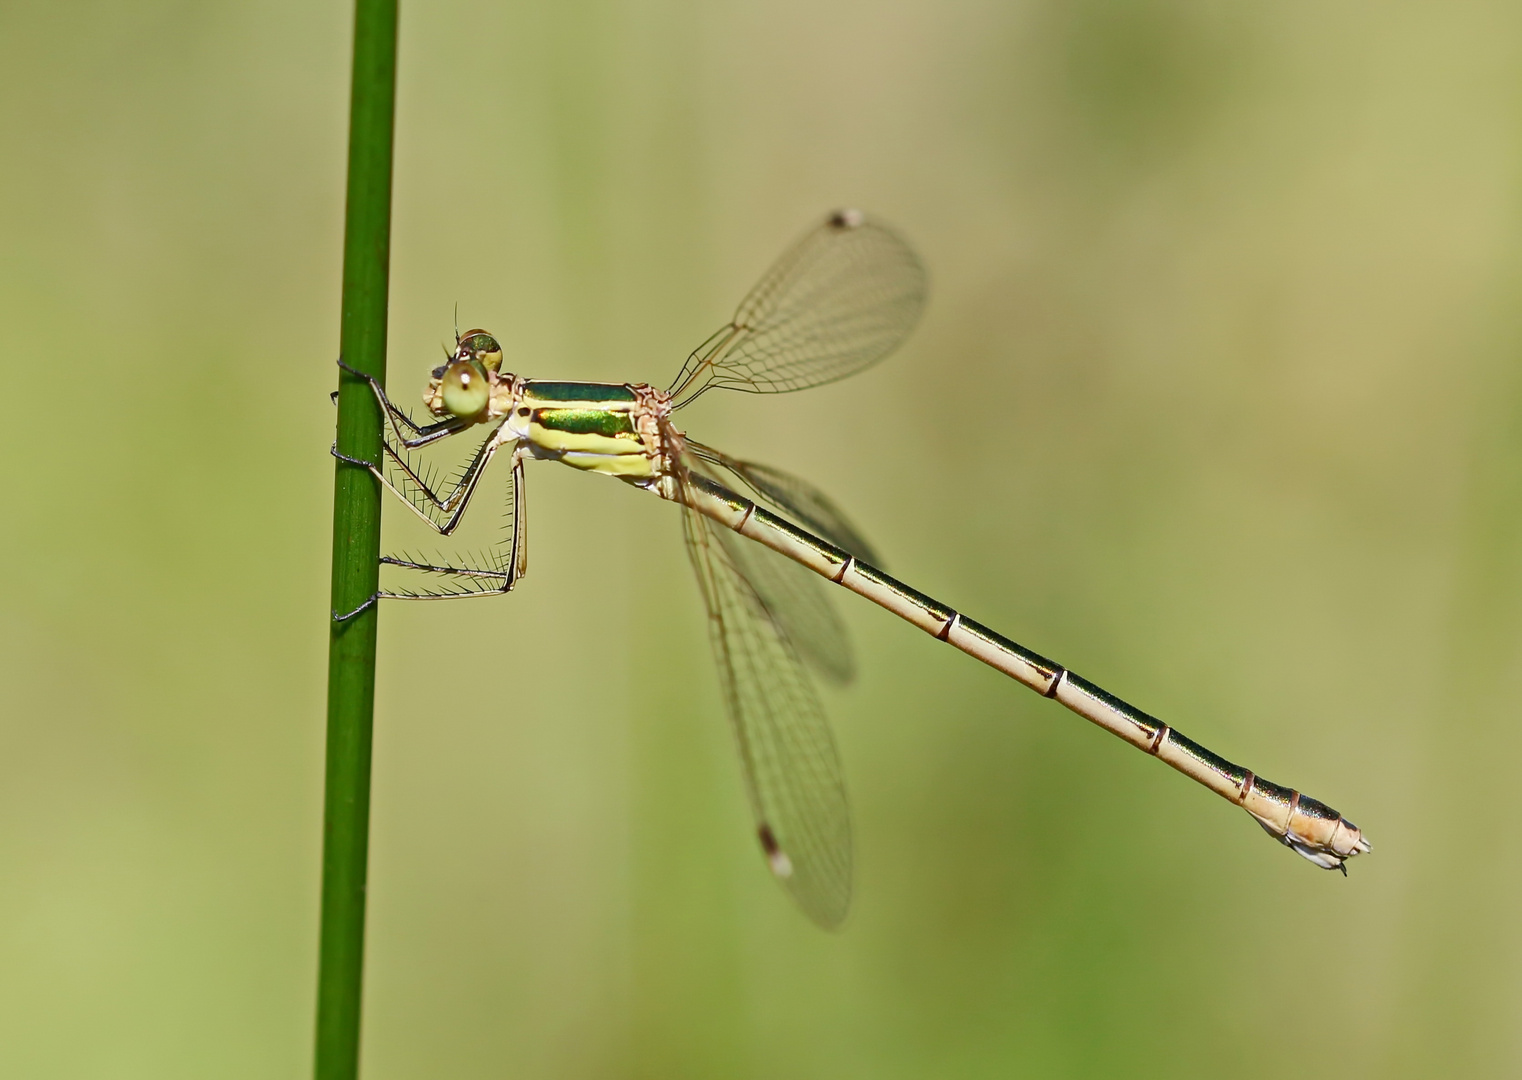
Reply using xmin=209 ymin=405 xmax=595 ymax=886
xmin=534 ymin=408 xmax=637 ymax=438
xmin=523 ymin=380 xmax=637 ymax=403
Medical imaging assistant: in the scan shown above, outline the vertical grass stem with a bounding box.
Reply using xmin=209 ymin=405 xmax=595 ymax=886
xmin=318 ymin=0 xmax=398 ymax=1076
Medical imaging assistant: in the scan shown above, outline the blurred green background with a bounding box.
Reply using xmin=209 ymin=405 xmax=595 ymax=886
xmin=1 ymin=0 xmax=1517 ymax=1076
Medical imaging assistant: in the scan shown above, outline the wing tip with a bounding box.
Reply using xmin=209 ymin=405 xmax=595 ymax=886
xmin=758 ymin=823 xmax=795 ymax=879
xmin=759 ymin=823 xmax=853 ymax=930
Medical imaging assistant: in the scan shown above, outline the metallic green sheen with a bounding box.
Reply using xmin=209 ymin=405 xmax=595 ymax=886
xmin=1062 ymin=671 xmax=1166 ymax=740
xmin=1162 ymin=728 xmax=1249 ymax=786
xmin=524 ymin=380 xmax=637 ymax=403
xmin=850 ymin=562 xmax=956 ymax=623
xmin=535 ymin=408 xmax=637 ymax=437
xmin=956 ymin=616 xmax=1062 ymax=685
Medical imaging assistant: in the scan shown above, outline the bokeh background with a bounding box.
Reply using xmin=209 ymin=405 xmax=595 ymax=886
xmin=2 ymin=0 xmax=1518 ymax=1076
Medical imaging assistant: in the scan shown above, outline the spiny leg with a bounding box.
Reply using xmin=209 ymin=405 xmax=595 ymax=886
xmin=379 ymin=422 xmax=500 ymax=519
xmin=333 ymin=453 xmax=527 ymax=621
xmin=509 ymin=452 xmax=528 ymax=582
xmin=331 ymin=426 xmax=510 ymax=535
xmin=333 ymin=561 xmax=515 ymax=622
xmin=335 ymin=356 xmax=471 ymax=448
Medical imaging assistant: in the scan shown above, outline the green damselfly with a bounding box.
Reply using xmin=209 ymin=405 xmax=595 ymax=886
xmin=332 ymin=210 xmax=1370 ymax=927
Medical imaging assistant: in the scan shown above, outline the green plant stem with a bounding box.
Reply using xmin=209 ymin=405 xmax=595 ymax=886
xmin=317 ymin=0 xmax=398 ymax=1076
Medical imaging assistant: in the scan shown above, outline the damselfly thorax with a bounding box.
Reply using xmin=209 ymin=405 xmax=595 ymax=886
xmin=332 ymin=210 xmax=1370 ymax=928
xmin=417 ymin=343 xmax=687 ymax=493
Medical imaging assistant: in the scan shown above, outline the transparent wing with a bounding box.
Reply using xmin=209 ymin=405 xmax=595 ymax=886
xmin=686 ymin=439 xmax=882 ymax=565
xmin=684 ymin=448 xmax=861 ymax=683
xmin=667 ymin=210 xmax=927 ymax=407
xmin=713 ymin=517 xmax=854 ymax=686
xmin=682 ymin=489 xmax=852 ymax=928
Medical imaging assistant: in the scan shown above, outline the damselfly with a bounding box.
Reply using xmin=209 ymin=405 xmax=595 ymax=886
xmin=332 ymin=210 xmax=1370 ymax=927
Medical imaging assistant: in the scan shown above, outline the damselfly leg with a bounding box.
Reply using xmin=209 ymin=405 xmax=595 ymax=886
xmin=336 ymin=357 xmax=474 ymax=449
xmin=333 ymin=425 xmax=509 ymax=533
xmin=333 ymin=443 xmax=527 ymax=621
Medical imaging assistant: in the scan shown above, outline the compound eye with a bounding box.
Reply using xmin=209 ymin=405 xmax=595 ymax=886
xmin=459 ymin=329 xmax=502 ymax=372
xmin=440 ymin=359 xmax=490 ymax=417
